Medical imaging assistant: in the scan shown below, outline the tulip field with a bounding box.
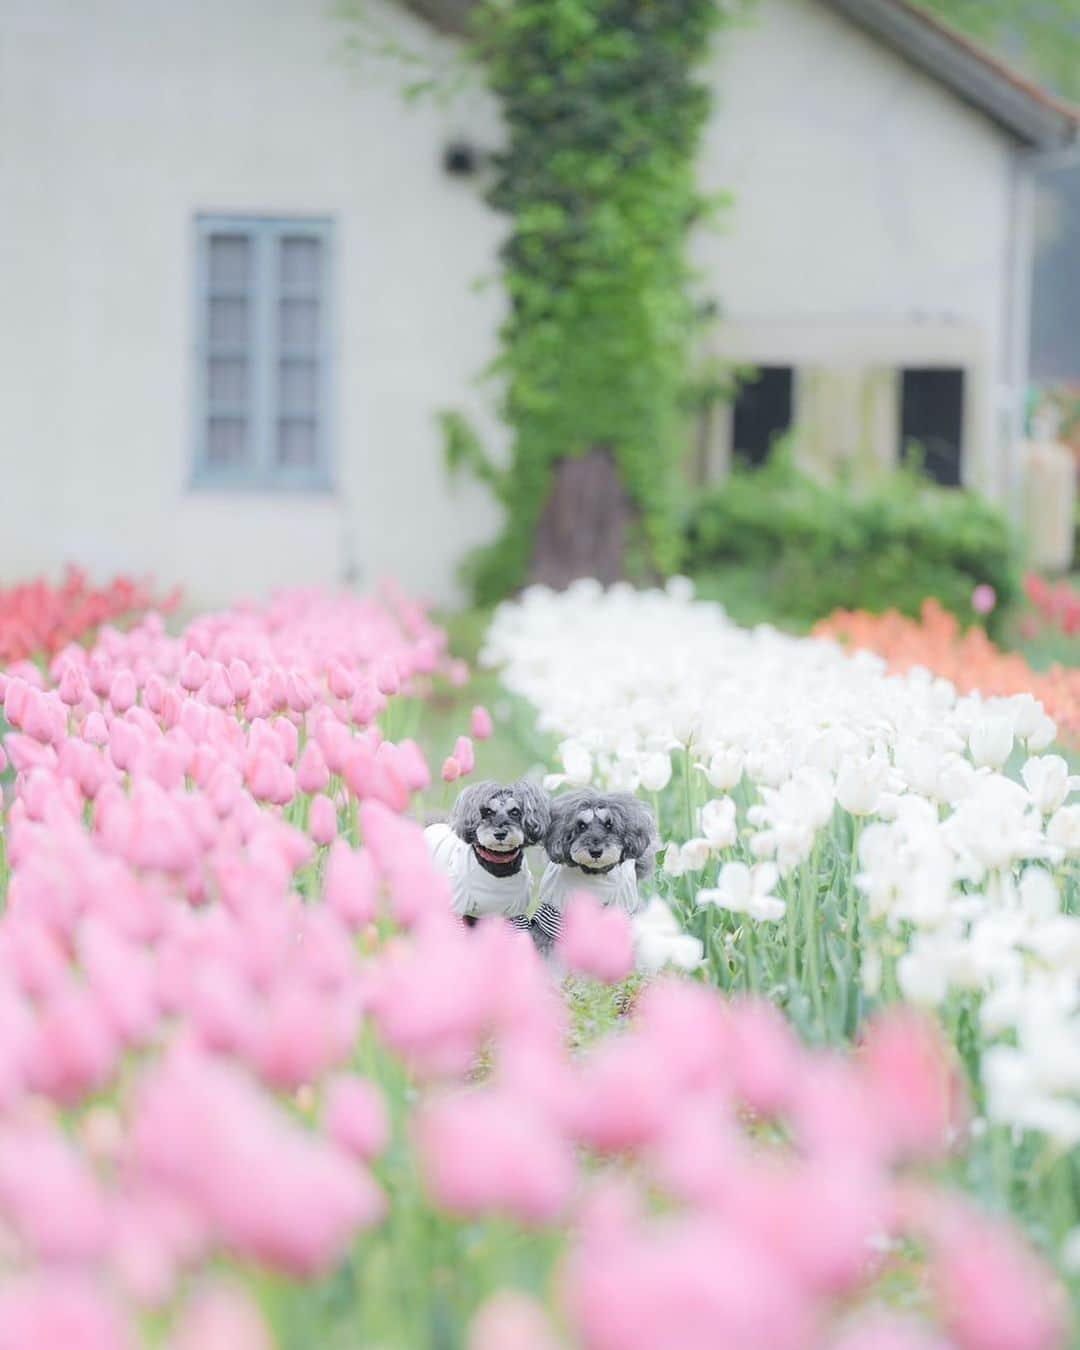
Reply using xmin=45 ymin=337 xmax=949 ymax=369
xmin=0 ymin=574 xmax=1075 ymax=1348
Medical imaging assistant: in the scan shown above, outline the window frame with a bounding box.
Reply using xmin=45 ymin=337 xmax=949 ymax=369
xmin=191 ymin=214 xmax=336 ymax=493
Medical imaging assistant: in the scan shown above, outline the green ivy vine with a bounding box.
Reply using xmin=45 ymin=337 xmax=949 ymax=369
xmin=446 ymin=0 xmax=730 ymax=605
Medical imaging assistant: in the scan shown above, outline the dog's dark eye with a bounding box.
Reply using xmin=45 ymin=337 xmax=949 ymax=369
xmin=574 ymin=819 xmax=587 ymax=834
xmin=480 ymin=806 xmax=493 ymax=819
xmin=509 ymin=806 xmax=521 ymax=820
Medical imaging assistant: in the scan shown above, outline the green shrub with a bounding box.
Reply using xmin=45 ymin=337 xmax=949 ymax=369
xmin=682 ymin=453 xmax=1020 ymax=635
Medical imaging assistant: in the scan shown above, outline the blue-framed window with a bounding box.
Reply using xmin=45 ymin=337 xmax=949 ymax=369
xmin=193 ymin=215 xmax=334 ymax=490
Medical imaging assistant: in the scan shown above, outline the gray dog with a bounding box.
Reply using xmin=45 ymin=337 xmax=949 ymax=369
xmin=532 ymin=788 xmax=659 ymax=950
xmin=425 ymin=779 xmax=550 ymax=928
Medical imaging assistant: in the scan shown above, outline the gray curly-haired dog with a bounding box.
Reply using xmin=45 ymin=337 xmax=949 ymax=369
xmin=425 ymin=779 xmax=550 ymax=929
xmin=532 ymin=788 xmax=659 ymax=950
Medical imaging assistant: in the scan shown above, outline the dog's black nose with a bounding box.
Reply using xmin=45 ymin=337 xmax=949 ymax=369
xmin=494 ymin=829 xmax=508 ymax=841
xmin=589 ymin=847 xmax=603 ymax=859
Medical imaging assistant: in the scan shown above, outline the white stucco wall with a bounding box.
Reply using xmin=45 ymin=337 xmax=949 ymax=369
xmin=0 ymin=0 xmax=507 ymax=607
xmin=0 ymin=0 xmax=1024 ymax=608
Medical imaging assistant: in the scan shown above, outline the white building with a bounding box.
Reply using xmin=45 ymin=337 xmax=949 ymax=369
xmin=1 ymin=0 xmax=1076 ymax=606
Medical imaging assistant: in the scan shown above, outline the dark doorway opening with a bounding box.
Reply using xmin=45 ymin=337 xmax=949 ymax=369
xmin=731 ymin=367 xmax=794 ymax=467
xmin=899 ymin=368 xmax=965 ymax=487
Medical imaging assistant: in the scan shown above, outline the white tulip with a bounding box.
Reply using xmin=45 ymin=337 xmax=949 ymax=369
xmin=835 ymin=753 xmax=888 ymax=816
xmin=697 ymin=861 xmax=784 ymax=922
xmin=638 ymin=752 xmax=673 ymax=793
xmin=1021 ymin=755 xmax=1074 ymax=815
xmin=969 ymin=715 xmax=1014 ymax=769
xmin=699 ymin=797 xmax=737 ymax=849
xmin=897 ymin=950 xmax=949 ymax=1005
xmin=1026 ymin=714 xmax=1058 ymax=753
xmin=1048 ymin=805 xmax=1080 ymax=854
xmin=633 ymin=899 xmax=704 ymax=972
xmin=701 ymin=746 xmax=742 ymax=790
xmin=558 ymin=739 xmax=592 ymax=785
xmin=661 ymin=842 xmax=685 ymax=878
xmin=679 ymin=838 xmax=713 ymax=873
xmin=1018 ymin=867 xmax=1060 ymax=919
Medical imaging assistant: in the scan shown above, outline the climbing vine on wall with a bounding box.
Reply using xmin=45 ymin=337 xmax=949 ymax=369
xmin=446 ymin=0 xmax=729 ymax=605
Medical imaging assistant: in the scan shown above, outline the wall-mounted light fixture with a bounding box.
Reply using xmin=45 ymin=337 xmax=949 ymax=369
xmin=443 ymin=140 xmax=488 ymax=177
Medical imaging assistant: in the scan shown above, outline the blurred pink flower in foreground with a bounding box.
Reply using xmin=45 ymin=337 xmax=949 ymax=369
xmin=468 ymin=1291 xmax=562 ymax=1350
xmin=971 ymin=584 xmax=997 ymax=615
xmin=558 ymin=893 xmax=635 ymax=984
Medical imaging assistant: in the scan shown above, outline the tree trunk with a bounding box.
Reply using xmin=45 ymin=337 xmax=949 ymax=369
xmin=528 ymin=446 xmax=642 ymax=589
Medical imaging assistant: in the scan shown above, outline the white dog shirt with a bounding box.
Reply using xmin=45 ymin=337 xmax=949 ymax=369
xmin=537 ymin=858 xmax=642 ymax=918
xmin=425 ymin=823 xmax=533 ymax=920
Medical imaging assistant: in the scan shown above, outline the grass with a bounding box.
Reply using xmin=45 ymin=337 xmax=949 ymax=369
xmin=408 ymin=608 xmax=546 ymax=795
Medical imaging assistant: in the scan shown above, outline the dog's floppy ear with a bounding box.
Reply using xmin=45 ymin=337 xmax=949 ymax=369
xmin=449 ymin=780 xmax=499 ymax=843
xmin=512 ymin=778 xmax=551 ymax=846
xmin=610 ymin=793 xmax=659 ymax=878
xmin=544 ymin=788 xmax=591 ymax=864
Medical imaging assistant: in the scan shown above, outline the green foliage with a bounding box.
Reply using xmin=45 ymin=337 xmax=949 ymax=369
xmin=683 ymin=452 xmax=1021 ymax=635
xmin=447 ymin=0 xmax=732 ymax=604
xmin=916 ymin=0 xmax=1080 ymax=99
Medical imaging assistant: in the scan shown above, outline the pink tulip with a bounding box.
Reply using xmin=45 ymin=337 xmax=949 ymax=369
xmin=323 ymin=1076 xmax=391 ymax=1162
xmin=442 ymin=756 xmax=462 ymax=783
xmin=227 ymin=658 xmax=252 ymax=701
xmin=374 ymin=659 xmax=400 ymax=697
xmin=107 ymin=669 xmax=137 ymax=714
xmin=171 ymin=1286 xmax=273 ymax=1350
xmin=297 ymin=740 xmax=330 ymax=794
xmin=558 ymin=893 xmax=635 ymax=984
xmin=396 ymin=738 xmax=432 ymax=791
xmin=971 ymin=584 xmax=997 ymax=616
xmin=206 ymin=663 xmax=234 ymax=708
xmin=25 ymin=983 xmax=119 ymax=1106
xmin=254 ymin=980 xmax=355 ymax=1091
xmin=454 ymin=735 xmax=476 ymax=775
xmin=564 ymin=1212 xmax=813 ymax=1350
xmin=417 ymin=1088 xmax=577 ymax=1225
xmin=725 ymin=998 xmax=803 ymax=1119
xmin=349 ymin=680 xmax=385 ymax=726
xmin=573 ymin=1036 xmax=672 ymax=1155
xmin=468 ymin=1292 xmax=562 ymax=1350
xmin=930 ymin=1207 xmax=1068 ymax=1350
xmin=133 ymin=1048 xmax=385 ymax=1276
xmin=323 ymin=841 xmax=379 ymax=929
xmin=0 ymin=1275 xmax=134 ymax=1350
xmin=830 ymin=1317 xmax=951 ymax=1350
xmin=88 ymin=653 xmax=112 ymax=698
xmin=310 ymin=793 xmax=338 ymax=846
xmin=326 ymin=659 xmax=356 ymax=701
xmin=179 ymin=650 xmax=207 ymax=692
xmin=0 ymin=1123 xmax=109 ymax=1262
xmin=470 ymin=705 xmax=495 ymax=740
xmin=859 ymin=1008 xmax=961 ymax=1162
xmin=58 ymin=663 xmax=88 ymax=708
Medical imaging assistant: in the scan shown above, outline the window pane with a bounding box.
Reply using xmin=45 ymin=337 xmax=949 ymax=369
xmin=208 ymin=356 xmax=248 ymax=405
xmin=208 ymin=235 xmax=250 ymax=290
xmin=207 ymin=416 xmax=247 ymax=466
xmin=279 ymin=298 xmax=319 ymax=350
xmin=900 ymin=368 xmax=964 ymax=487
xmin=732 ymin=367 xmax=794 ymax=468
xmin=277 ymin=417 xmax=317 ymax=467
xmin=209 ymin=297 xmax=248 ymax=346
xmin=280 ymin=236 xmax=321 ymax=291
xmin=279 ymin=358 xmax=317 ymax=412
